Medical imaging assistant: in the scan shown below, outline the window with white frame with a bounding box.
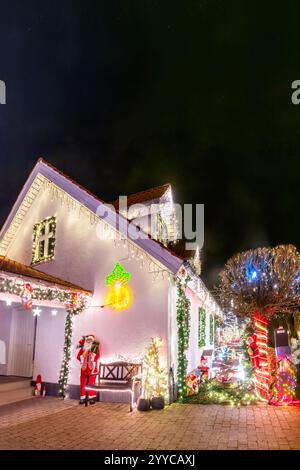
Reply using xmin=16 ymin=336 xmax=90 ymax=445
xmin=32 ymin=216 xmax=56 ymax=264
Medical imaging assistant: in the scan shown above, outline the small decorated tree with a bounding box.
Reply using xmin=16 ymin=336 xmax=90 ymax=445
xmin=217 ymin=244 xmax=300 ymax=403
xmin=142 ymin=337 xmax=167 ymax=401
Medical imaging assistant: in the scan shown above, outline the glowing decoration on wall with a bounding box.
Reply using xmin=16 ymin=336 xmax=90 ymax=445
xmin=104 ymin=263 xmax=132 ymax=311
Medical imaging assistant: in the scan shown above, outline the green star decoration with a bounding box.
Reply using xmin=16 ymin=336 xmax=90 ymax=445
xmin=105 ymin=262 xmax=131 ymax=286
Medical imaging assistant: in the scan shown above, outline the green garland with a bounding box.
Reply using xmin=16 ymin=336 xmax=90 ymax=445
xmin=0 ymin=277 xmax=87 ymax=309
xmin=198 ymin=307 xmax=206 ymax=347
xmin=176 ymin=278 xmax=191 ymax=403
xmin=209 ymin=314 xmax=214 ymax=345
xmin=58 ymin=310 xmax=74 ymax=397
xmin=57 ymin=299 xmax=88 ymax=397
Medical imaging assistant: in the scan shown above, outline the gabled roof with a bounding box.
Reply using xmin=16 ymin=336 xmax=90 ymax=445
xmin=0 ymin=158 xmax=183 ymax=274
xmin=0 ymin=256 xmax=92 ymax=295
xmin=111 ymin=183 xmax=171 ymax=210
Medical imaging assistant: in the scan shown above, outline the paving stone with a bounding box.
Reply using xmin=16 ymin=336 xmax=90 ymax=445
xmin=0 ymin=398 xmax=299 ymax=450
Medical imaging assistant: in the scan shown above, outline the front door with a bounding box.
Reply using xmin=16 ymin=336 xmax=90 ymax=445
xmin=7 ymin=308 xmax=36 ymax=377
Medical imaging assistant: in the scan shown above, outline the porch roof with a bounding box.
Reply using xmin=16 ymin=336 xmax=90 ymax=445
xmin=0 ymin=256 xmax=92 ymax=295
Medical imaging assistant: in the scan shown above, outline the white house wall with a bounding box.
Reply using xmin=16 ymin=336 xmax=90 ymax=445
xmin=5 ymin=185 xmax=170 ymax=386
xmin=0 ymin=302 xmax=12 ymax=375
xmin=33 ymin=307 xmax=67 ymax=383
xmin=168 ymin=280 xmax=178 ymax=382
xmin=185 ymin=286 xmax=201 ymax=372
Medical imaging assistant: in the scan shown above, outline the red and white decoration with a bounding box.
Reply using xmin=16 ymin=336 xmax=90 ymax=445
xmin=21 ymin=282 xmax=33 ymax=310
xmin=77 ymin=334 xmax=100 ymax=402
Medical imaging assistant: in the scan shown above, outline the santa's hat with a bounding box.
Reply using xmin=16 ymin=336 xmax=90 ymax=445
xmin=201 ymin=355 xmax=206 ymax=361
xmin=36 ymin=374 xmax=42 ymax=384
xmin=247 ymin=334 xmax=257 ymax=344
xmin=85 ymin=334 xmax=95 ymax=340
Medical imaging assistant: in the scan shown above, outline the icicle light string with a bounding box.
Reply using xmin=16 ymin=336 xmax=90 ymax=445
xmin=45 ymin=179 xmax=171 ymax=281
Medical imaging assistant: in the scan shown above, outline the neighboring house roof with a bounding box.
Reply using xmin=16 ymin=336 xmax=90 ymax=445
xmin=167 ymin=240 xmax=195 ymax=261
xmin=0 ymin=255 xmax=92 ymax=295
xmin=0 ymin=158 xmax=183 ymax=274
xmin=110 ymin=183 xmax=171 ymax=210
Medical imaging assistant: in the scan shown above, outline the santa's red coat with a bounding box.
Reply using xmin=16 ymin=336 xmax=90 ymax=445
xmin=77 ymin=346 xmax=100 ymax=399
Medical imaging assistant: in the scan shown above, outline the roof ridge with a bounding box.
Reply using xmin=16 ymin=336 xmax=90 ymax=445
xmin=37 ymin=156 xmax=105 ymax=204
xmin=110 ymin=182 xmax=171 ymax=205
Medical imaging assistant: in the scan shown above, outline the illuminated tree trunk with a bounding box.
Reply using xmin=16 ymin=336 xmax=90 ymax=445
xmin=253 ymin=315 xmax=271 ymax=401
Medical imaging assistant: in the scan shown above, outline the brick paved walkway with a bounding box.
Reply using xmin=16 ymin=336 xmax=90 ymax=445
xmin=0 ymin=397 xmax=299 ymax=450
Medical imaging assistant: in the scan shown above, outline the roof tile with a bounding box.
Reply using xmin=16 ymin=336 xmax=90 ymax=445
xmin=0 ymin=256 xmax=92 ymax=294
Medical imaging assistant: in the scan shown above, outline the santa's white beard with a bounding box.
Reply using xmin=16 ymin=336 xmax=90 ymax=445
xmin=84 ymin=341 xmax=92 ymax=351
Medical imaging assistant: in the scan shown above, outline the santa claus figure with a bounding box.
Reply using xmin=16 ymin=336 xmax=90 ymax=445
xmin=77 ymin=334 xmax=100 ymax=405
xmin=198 ymin=355 xmax=209 ymax=381
xmin=247 ymin=334 xmax=260 ymax=368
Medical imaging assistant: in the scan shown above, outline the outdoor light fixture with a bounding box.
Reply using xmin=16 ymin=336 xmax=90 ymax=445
xmin=33 ymin=307 xmax=42 ymax=317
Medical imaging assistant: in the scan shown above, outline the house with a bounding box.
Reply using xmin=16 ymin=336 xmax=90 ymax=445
xmin=0 ymin=158 xmax=222 ymax=402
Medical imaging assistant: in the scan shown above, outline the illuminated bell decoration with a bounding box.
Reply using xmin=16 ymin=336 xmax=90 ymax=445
xmin=105 ymin=262 xmax=132 ymax=311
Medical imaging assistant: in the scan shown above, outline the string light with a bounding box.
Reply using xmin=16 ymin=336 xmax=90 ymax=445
xmin=0 ymin=275 xmax=89 ymax=314
xmin=142 ymin=337 xmax=167 ymax=400
xmin=176 ymin=276 xmax=191 ymax=402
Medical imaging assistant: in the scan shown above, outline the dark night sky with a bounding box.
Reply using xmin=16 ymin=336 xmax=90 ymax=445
xmin=1 ymin=0 xmax=300 ymax=286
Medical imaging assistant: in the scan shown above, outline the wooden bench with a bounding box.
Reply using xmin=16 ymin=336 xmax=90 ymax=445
xmin=85 ymin=361 xmax=142 ymax=411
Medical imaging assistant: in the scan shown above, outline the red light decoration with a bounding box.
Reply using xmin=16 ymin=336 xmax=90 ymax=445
xmin=252 ymin=316 xmax=271 ymax=401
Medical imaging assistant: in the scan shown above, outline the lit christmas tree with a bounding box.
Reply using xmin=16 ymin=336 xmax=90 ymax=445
xmin=142 ymin=337 xmax=167 ymax=399
xmin=270 ymin=357 xmax=297 ymax=405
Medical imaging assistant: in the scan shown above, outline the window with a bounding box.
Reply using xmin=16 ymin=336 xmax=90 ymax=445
xmin=209 ymin=314 xmax=214 ymax=346
xmin=32 ymin=216 xmax=56 ymax=264
xmin=198 ymin=307 xmax=206 ymax=348
xmin=156 ymin=212 xmax=169 ymax=245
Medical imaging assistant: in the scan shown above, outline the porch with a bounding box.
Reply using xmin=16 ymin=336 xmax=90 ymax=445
xmin=0 ymin=376 xmax=32 ymax=406
xmin=0 ymin=255 xmax=92 ymax=405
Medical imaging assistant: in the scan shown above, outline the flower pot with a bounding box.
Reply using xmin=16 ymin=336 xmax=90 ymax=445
xmin=151 ymin=396 xmax=165 ymax=410
xmin=137 ymin=398 xmax=151 ymax=411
